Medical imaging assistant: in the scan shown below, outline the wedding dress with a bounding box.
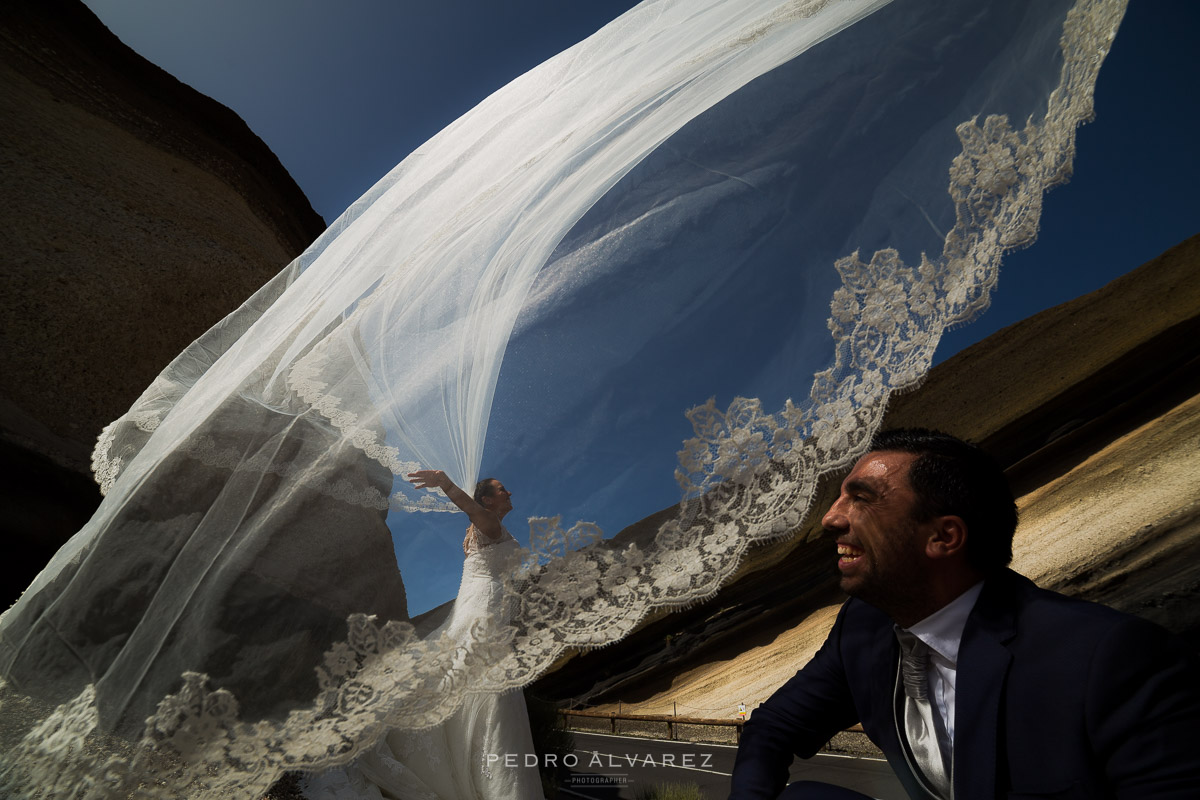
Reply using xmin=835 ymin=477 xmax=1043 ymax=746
xmin=302 ymin=526 xmax=540 ymax=800
xmin=0 ymin=2 xmax=1129 ymax=798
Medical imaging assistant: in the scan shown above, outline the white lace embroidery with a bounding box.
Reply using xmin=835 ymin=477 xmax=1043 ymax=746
xmin=94 ymin=417 xmax=454 ymax=513
xmin=288 ymin=350 xmax=456 ymax=513
xmin=91 ymin=422 xmax=122 ymax=497
xmin=525 ymin=515 xmax=603 ymax=564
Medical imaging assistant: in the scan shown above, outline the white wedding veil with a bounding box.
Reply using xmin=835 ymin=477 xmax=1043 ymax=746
xmin=0 ymin=0 xmax=1126 ymax=796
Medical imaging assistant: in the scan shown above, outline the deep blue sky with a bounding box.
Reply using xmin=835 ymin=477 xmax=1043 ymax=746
xmin=80 ymin=0 xmax=1199 ymax=612
xmin=81 ymin=0 xmax=645 ymax=223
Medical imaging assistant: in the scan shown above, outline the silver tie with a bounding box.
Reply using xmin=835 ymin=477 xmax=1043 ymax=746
xmin=896 ymin=629 xmax=953 ymax=799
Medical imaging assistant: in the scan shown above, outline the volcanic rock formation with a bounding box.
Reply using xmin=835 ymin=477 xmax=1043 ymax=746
xmin=0 ymin=0 xmax=326 ymax=606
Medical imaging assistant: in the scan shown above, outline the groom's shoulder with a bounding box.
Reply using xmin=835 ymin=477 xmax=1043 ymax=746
xmin=983 ymin=569 xmax=1187 ymax=657
xmin=989 ymin=569 xmax=1139 ymax=623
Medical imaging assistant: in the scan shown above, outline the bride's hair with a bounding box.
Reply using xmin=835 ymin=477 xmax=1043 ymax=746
xmin=473 ymin=478 xmax=498 ymax=504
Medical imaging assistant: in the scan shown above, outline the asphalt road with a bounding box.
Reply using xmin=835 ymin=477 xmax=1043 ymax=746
xmin=560 ymin=731 xmax=907 ymax=799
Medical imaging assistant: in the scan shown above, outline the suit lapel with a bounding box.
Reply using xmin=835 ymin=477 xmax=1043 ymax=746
xmin=953 ymin=574 xmax=1019 ymax=800
xmin=864 ymin=613 xmax=936 ymax=799
xmin=868 ymin=621 xmax=902 ymax=750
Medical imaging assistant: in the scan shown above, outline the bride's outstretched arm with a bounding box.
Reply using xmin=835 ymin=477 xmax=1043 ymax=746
xmin=407 ymin=470 xmax=501 ymax=540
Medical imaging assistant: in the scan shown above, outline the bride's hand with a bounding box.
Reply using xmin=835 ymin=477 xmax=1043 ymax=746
xmin=407 ymin=469 xmax=449 ymax=490
xmin=407 ymin=472 xmax=498 ymax=535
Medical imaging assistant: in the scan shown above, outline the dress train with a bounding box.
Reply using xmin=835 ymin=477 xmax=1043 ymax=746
xmin=303 ymin=529 xmax=541 ymax=799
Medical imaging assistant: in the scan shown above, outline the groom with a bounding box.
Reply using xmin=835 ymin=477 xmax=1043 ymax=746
xmin=729 ymin=428 xmax=1200 ymax=799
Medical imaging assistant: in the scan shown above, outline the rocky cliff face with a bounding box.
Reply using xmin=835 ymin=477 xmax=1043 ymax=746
xmin=533 ymin=234 xmax=1200 ymax=715
xmin=0 ymin=0 xmax=326 ymax=605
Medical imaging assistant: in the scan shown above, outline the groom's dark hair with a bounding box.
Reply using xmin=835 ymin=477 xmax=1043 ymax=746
xmin=473 ymin=478 xmax=498 ymax=505
xmin=869 ymin=428 xmax=1016 ymax=575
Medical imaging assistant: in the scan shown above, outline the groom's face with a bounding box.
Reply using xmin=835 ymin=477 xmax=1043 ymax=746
xmin=822 ymin=451 xmax=932 ymax=607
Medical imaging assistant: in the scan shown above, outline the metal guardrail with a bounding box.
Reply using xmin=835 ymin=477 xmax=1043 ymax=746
xmin=560 ymin=709 xmax=868 ymax=746
xmin=561 ymin=708 xmax=746 ymax=741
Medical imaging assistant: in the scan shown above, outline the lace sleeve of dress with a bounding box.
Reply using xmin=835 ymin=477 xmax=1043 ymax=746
xmin=463 ymin=524 xmax=508 ymax=556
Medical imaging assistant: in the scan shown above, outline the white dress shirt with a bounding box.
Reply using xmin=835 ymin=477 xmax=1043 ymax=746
xmin=903 ymin=582 xmax=985 ymax=757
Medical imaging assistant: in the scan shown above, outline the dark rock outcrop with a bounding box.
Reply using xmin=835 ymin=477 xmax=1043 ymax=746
xmin=0 ymin=0 xmax=325 ymax=605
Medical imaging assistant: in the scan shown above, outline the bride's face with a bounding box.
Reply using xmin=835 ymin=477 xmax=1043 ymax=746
xmin=483 ymin=481 xmax=513 ymax=515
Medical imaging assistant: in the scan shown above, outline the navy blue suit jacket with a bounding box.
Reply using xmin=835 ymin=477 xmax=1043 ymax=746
xmin=730 ymin=570 xmax=1200 ymax=799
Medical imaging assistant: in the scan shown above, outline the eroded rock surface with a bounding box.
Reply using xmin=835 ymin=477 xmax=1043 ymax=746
xmin=0 ymin=0 xmax=325 ymax=604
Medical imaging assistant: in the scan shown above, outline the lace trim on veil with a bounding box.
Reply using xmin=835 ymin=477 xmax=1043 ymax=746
xmin=0 ymin=0 xmax=1125 ymax=797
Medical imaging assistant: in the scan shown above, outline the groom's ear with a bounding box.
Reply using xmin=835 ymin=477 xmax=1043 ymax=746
xmin=925 ymin=515 xmax=967 ymax=560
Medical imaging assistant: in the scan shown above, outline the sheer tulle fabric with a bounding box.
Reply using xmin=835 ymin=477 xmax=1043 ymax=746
xmin=0 ymin=0 xmax=1125 ymax=797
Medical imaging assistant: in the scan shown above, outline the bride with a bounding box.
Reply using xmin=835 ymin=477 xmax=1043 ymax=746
xmin=301 ymin=471 xmax=542 ymax=800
